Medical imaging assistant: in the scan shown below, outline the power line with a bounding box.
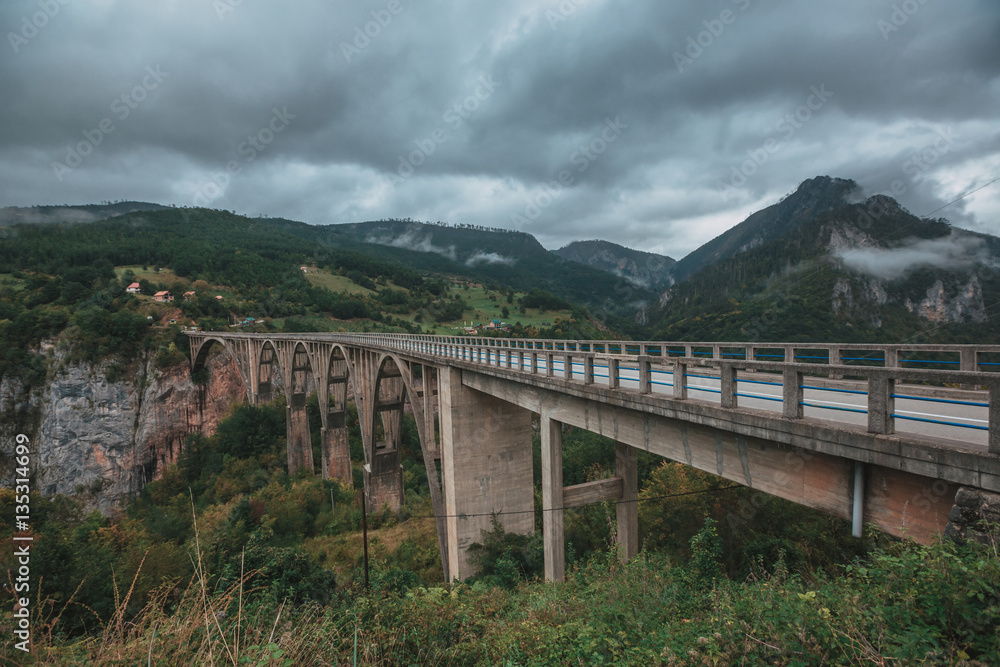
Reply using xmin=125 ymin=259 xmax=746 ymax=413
xmin=397 ymin=484 xmax=743 ymax=521
xmin=921 ymin=175 xmax=1000 ymax=218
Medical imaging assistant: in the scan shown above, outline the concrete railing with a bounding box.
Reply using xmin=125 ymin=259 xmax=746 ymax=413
xmin=325 ymin=333 xmax=1000 ymax=453
xmin=336 ymin=333 xmax=1000 ymax=372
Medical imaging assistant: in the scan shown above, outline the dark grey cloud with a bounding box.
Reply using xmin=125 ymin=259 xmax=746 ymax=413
xmin=1 ymin=0 xmax=998 ymax=259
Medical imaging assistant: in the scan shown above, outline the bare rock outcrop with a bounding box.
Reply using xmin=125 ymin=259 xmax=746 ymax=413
xmin=4 ymin=347 xmax=245 ymax=513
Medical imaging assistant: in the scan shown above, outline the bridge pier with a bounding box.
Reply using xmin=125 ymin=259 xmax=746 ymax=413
xmin=439 ymin=367 xmax=534 ymax=580
xmin=616 ymin=441 xmax=639 ymax=562
xmin=320 ymin=421 xmax=352 ymax=483
xmin=320 ymin=366 xmax=352 ymax=485
xmin=541 ymin=413 xmax=565 ymax=582
xmin=286 ymin=393 xmax=314 ymax=475
xmin=541 ymin=417 xmax=639 ymax=582
xmin=365 ymin=450 xmax=404 ymax=511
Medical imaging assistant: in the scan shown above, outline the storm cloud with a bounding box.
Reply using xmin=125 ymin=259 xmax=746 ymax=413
xmin=1 ymin=0 xmax=998 ymax=258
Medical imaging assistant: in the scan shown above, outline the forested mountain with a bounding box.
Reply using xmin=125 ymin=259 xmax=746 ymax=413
xmin=313 ymin=218 xmax=656 ymax=317
xmin=553 ymin=240 xmax=676 ymax=289
xmin=648 ymin=192 xmax=1000 ymax=342
xmin=671 ymin=176 xmax=861 ymax=282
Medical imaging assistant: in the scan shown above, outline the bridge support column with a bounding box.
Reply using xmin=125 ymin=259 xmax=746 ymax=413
xmin=616 ymin=442 xmax=638 ymax=562
xmin=438 ymin=367 xmax=534 ymax=580
xmin=365 ymin=450 xmax=403 ymax=512
xmin=320 ymin=420 xmax=352 ymax=484
xmin=286 ymin=393 xmax=314 ymax=475
xmin=541 ymin=412 xmax=565 ymax=582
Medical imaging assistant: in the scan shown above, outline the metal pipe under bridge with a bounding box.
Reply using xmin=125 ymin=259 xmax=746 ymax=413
xmin=185 ymin=332 xmax=1000 ymax=582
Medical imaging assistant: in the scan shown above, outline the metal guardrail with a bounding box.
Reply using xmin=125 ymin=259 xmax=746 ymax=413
xmin=187 ymin=332 xmax=1000 ymax=453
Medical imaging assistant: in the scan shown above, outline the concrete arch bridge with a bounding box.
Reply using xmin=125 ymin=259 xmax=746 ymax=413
xmin=186 ymin=332 xmax=1000 ymax=582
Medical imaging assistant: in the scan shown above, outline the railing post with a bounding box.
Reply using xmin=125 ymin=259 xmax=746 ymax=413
xmin=960 ymin=348 xmax=979 ymax=373
xmin=961 ymin=349 xmax=979 ymax=391
xmin=673 ymin=361 xmax=687 ymax=400
xmin=638 ymin=357 xmax=651 ymax=394
xmin=829 ymin=347 xmax=842 ymax=380
xmin=867 ymin=375 xmax=895 ymax=435
xmin=784 ymin=346 xmax=795 ymax=363
xmin=584 ymin=355 xmax=594 ymax=385
xmin=564 ymin=353 xmax=573 ymax=380
xmin=609 ymin=358 xmax=621 ymax=389
xmin=884 ymin=347 xmax=899 ymax=368
xmin=720 ymin=363 xmax=736 ymax=408
xmin=545 ymin=352 xmax=554 ymax=377
xmin=783 ymin=367 xmax=803 ymax=419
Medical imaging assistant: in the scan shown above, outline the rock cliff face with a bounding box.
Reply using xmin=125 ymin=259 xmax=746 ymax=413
xmin=135 ymin=353 xmax=246 ymax=486
xmin=907 ymin=277 xmax=987 ymax=324
xmin=1 ymin=348 xmax=245 ymax=513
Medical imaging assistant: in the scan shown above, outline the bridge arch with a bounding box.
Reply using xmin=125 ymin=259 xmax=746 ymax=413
xmin=316 ymin=344 xmax=355 ymax=483
xmin=256 ymin=339 xmax=284 ymax=405
xmin=189 ymin=335 xmax=251 ymax=400
xmin=361 ymin=353 xmax=415 ymax=512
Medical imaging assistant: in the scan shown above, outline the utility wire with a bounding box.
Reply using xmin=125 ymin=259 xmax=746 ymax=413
xmin=922 ymin=175 xmax=1000 ymax=218
xmin=397 ymin=484 xmax=742 ymax=521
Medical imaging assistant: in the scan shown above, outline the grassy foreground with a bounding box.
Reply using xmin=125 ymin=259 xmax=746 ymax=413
xmin=4 ymin=530 xmax=999 ymax=666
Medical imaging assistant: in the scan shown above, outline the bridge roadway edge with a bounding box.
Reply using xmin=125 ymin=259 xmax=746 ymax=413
xmin=362 ymin=346 xmax=1000 ymax=492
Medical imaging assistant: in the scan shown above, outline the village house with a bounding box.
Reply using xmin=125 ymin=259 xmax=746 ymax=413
xmin=153 ymin=290 xmax=173 ymax=303
xmin=183 ymin=291 xmax=196 ymax=301
xmin=126 ymin=282 xmax=141 ymax=294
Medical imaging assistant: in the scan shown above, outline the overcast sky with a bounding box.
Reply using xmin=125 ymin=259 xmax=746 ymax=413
xmin=1 ymin=0 xmax=998 ymax=259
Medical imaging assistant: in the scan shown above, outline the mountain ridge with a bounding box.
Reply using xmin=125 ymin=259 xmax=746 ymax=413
xmin=553 ymin=240 xmax=676 ymax=289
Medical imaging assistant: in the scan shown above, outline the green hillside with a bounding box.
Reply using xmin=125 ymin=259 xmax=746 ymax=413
xmin=0 ymin=208 xmax=616 ymax=385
